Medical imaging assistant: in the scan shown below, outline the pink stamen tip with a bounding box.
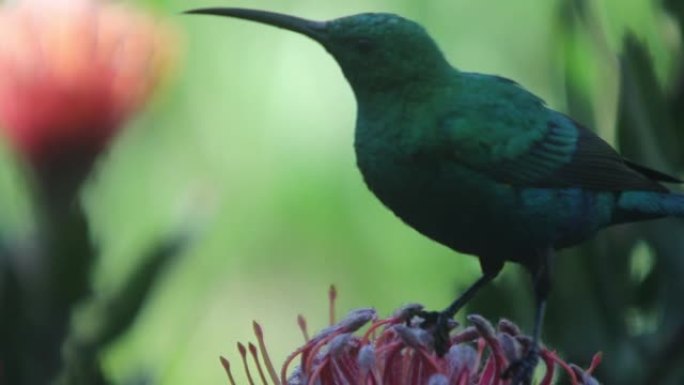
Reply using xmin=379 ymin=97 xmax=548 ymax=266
xmin=237 ymin=343 xmax=256 ymax=385
xmin=297 ymin=314 xmax=310 ymax=342
xmin=219 ymin=356 xmax=237 ymax=385
xmin=253 ymin=321 xmax=263 ymax=338
xmin=587 ymin=352 xmax=603 ymax=374
xmin=248 ymin=343 xmax=268 ymax=385
xmin=329 ymin=285 xmax=338 ymax=326
xmin=252 ymin=322 xmax=281 ymax=385
xmin=220 ymin=356 xmax=230 ymax=370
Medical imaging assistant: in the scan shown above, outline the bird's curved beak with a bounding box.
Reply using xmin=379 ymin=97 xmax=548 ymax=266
xmin=184 ymin=8 xmax=328 ymax=43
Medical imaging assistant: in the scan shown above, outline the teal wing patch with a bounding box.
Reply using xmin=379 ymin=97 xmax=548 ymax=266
xmin=440 ymin=74 xmax=674 ymax=192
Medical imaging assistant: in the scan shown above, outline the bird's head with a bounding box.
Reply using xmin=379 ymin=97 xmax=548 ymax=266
xmin=185 ymin=8 xmax=452 ymax=97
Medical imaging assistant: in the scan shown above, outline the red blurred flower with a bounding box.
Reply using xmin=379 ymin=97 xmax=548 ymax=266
xmin=222 ymin=287 xmax=602 ymax=385
xmin=0 ymin=0 xmax=176 ymax=168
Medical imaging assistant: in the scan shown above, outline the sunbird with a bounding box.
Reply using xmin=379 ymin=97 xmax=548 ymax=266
xmin=186 ymin=8 xmax=684 ymax=384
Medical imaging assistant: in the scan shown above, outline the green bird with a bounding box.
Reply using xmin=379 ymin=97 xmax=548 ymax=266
xmin=186 ymin=7 xmax=684 ymax=384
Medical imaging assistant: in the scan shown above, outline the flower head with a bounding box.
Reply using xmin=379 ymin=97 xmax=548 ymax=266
xmin=0 ymin=0 xmax=176 ymax=168
xmin=222 ymin=286 xmax=602 ymax=385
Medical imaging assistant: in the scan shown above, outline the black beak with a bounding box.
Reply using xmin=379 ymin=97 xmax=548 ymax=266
xmin=184 ymin=8 xmax=328 ymax=42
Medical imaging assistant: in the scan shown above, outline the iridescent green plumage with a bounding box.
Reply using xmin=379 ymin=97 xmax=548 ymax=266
xmin=186 ymin=8 xmax=684 ymax=384
xmin=354 ymin=66 xmax=683 ymax=266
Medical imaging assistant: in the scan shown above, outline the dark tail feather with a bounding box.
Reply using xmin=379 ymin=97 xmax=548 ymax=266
xmin=614 ymin=191 xmax=684 ymax=223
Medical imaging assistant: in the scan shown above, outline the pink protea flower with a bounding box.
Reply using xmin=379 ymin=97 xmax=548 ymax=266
xmin=221 ymin=287 xmax=602 ymax=385
xmin=0 ymin=0 xmax=176 ymax=169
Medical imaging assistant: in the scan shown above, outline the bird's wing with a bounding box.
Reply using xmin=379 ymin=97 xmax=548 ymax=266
xmin=440 ymin=74 xmax=678 ymax=192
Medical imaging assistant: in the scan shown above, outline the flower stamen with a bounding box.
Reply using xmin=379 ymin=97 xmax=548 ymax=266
xmin=238 ymin=342 xmax=256 ymax=385
xmin=248 ymin=343 xmax=269 ymax=385
xmin=297 ymin=314 xmax=310 ymax=342
xmin=252 ymin=322 xmax=281 ymax=385
xmin=587 ymin=352 xmax=602 ymax=374
xmin=329 ymin=285 xmax=337 ymax=326
xmin=220 ymin=356 xmax=237 ymax=385
xmin=222 ymin=288 xmax=603 ymax=385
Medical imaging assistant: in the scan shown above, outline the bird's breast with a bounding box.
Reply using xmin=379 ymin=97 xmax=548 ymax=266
xmin=353 ymin=119 xmax=438 ymax=204
xmin=353 ymin=120 xmax=494 ymax=255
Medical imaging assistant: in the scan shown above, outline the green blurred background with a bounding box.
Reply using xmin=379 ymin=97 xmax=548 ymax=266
xmin=1 ymin=0 xmax=683 ymax=384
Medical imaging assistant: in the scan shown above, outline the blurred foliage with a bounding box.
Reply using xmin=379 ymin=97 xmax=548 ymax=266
xmin=0 ymin=0 xmax=682 ymax=384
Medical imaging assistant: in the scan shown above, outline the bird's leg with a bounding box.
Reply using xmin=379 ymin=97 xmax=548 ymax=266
xmin=505 ymin=248 xmax=553 ymax=385
xmin=420 ymin=259 xmax=503 ymax=356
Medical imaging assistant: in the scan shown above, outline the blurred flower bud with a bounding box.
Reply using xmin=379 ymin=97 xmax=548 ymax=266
xmin=0 ymin=0 xmax=176 ymax=175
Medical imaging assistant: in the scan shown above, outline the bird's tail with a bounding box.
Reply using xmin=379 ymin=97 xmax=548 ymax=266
xmin=614 ymin=191 xmax=684 ymax=223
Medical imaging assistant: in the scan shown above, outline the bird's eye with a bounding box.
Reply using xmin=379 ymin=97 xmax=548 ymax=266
xmin=354 ymin=38 xmax=375 ymax=54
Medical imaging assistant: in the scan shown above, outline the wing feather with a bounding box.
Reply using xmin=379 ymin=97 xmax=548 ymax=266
xmin=441 ymin=74 xmax=678 ymax=192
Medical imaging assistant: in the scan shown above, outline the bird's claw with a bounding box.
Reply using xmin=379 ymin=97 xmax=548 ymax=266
xmin=503 ymin=346 xmax=539 ymax=385
xmin=410 ymin=310 xmax=452 ymax=356
xmin=433 ymin=312 xmax=452 ymax=356
xmin=411 ymin=309 xmax=440 ymax=327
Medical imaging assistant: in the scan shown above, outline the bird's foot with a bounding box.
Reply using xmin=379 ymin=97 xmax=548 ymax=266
xmin=503 ymin=345 xmax=539 ymax=385
xmin=411 ymin=310 xmax=455 ymax=357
